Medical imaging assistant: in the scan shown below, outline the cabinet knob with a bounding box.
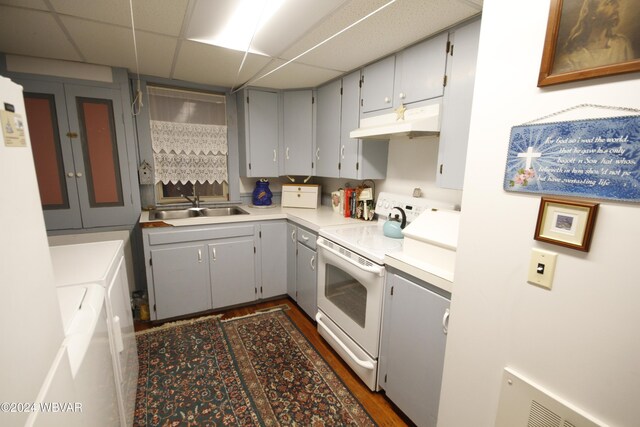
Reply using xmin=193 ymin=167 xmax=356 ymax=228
xmin=384 ymin=96 xmax=390 ymax=103
xmin=76 ymin=172 xmax=83 ymax=177
xmin=67 ymin=172 xmax=74 ymax=178
xmin=399 ymin=92 xmax=406 ymax=100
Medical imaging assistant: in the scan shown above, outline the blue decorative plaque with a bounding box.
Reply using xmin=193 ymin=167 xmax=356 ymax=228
xmin=503 ymin=115 xmax=640 ymax=202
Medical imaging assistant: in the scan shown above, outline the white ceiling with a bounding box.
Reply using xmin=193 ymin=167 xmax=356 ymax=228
xmin=0 ymin=0 xmax=482 ymax=90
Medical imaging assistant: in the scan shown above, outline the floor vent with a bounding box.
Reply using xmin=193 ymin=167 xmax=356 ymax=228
xmin=495 ymin=368 xmax=607 ymax=427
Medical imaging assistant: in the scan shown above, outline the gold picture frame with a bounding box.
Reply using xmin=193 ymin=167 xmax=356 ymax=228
xmin=538 ymin=0 xmax=640 ymax=87
xmin=534 ymin=197 xmax=599 ymax=251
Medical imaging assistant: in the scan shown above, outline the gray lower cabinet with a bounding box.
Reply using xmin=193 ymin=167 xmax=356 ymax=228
xmin=286 ymin=223 xmax=297 ymax=300
xmin=149 ymin=243 xmax=212 ymax=320
xmin=296 ymin=242 xmax=317 ymax=319
xmin=209 ymin=238 xmax=256 ymax=309
xmin=379 ymin=270 xmax=451 ymax=427
xmin=258 ymin=221 xmax=288 ymax=299
xmin=143 ymin=223 xmax=259 ymax=321
xmin=285 ymin=223 xmax=318 ymax=319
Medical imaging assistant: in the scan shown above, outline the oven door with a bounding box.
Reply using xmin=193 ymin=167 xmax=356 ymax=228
xmin=316 ymin=238 xmax=385 ymax=358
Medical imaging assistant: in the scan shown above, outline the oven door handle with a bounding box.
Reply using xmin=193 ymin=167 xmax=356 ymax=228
xmin=316 ymin=312 xmax=374 ymax=370
xmin=317 ymin=240 xmax=384 ymax=276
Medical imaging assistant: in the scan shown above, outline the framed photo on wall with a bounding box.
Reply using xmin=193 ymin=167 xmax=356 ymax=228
xmin=538 ymin=0 xmax=640 ymax=86
xmin=534 ymin=197 xmax=599 ymax=251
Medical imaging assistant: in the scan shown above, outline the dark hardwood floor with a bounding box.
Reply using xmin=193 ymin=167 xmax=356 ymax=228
xmin=135 ymin=297 xmax=412 ymax=426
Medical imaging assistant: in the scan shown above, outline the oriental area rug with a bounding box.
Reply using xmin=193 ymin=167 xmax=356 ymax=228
xmin=134 ymin=309 xmax=376 ymax=426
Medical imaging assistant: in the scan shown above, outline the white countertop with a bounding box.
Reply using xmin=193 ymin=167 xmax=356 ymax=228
xmin=139 ymin=204 xmax=361 ymax=232
xmin=49 ymin=240 xmax=123 ymax=287
xmin=139 ymin=204 xmax=453 ymax=294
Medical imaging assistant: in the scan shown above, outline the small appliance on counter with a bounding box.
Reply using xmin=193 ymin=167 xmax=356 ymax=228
xmin=281 ymin=183 xmax=320 ymax=208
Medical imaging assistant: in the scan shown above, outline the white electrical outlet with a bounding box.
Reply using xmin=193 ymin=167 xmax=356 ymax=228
xmin=527 ymin=248 xmax=557 ymax=290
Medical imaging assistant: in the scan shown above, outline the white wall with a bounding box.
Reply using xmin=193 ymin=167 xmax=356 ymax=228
xmin=438 ymin=1 xmax=640 ymax=426
xmin=317 ymin=135 xmax=463 ymax=207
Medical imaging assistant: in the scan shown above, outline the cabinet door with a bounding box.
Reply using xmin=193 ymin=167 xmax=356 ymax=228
xmin=283 ymin=90 xmax=314 ymax=175
xmin=340 ymin=71 xmax=389 ymax=180
xmin=150 ymin=244 xmax=211 ymax=320
xmin=315 ymin=80 xmax=341 ymax=177
xmin=380 ymin=273 xmax=450 ymax=427
xmin=296 ymin=242 xmax=317 ymax=319
xmin=437 ymin=19 xmax=481 ymax=190
xmin=394 ymin=32 xmax=448 ymax=108
xmin=340 ymin=71 xmax=361 ymax=179
xmin=260 ymin=221 xmax=287 ymax=299
xmin=361 ymin=55 xmax=395 ymax=115
xmin=246 ymin=89 xmax=279 ymax=177
xmin=64 ymin=84 xmax=135 ymax=228
xmin=286 ymin=223 xmax=297 ymax=300
xmin=21 ymin=80 xmax=83 ymax=230
xmin=209 ymin=239 xmax=256 ymax=309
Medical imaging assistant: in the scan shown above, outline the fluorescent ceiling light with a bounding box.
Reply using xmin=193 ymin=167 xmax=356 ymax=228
xmin=188 ymin=0 xmax=286 ymax=55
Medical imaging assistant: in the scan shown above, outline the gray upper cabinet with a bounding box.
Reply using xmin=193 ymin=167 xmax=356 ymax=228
xmin=360 ymin=55 xmax=395 ymax=115
xmin=340 ymin=71 xmax=388 ymax=180
xmin=18 ymin=78 xmax=138 ymax=230
xmin=237 ymin=89 xmax=280 ymax=177
xmin=282 ymin=90 xmax=314 ymax=176
xmin=393 ymin=32 xmax=449 ymax=108
xmin=315 ymin=79 xmax=342 ymax=177
xmin=379 ymin=271 xmax=451 ymax=427
xmin=437 ymin=19 xmax=481 ymax=190
xmin=314 ymin=71 xmax=388 ymax=179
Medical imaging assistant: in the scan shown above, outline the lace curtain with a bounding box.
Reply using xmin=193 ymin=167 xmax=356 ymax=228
xmin=148 ymin=86 xmax=228 ymax=184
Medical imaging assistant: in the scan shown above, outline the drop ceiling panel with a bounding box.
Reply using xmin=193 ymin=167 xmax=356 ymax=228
xmin=250 ymin=60 xmax=343 ymax=89
xmin=251 ymin=0 xmax=349 ymax=57
xmin=0 ymin=7 xmax=81 ymax=61
xmin=62 ymin=16 xmax=177 ymax=76
xmin=50 ymin=0 xmax=188 ymax=36
xmin=173 ymin=40 xmax=273 ymax=88
xmin=0 ymin=0 xmax=48 ymax=11
xmin=282 ymin=0 xmax=481 ymax=72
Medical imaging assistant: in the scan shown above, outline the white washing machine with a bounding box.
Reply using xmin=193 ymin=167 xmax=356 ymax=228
xmin=49 ymin=240 xmax=138 ymax=427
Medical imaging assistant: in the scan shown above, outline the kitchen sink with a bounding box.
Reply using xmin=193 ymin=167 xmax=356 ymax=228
xmin=200 ymin=207 xmax=249 ymax=217
xmin=148 ymin=206 xmax=248 ymax=220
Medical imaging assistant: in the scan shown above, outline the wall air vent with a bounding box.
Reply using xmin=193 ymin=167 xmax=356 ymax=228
xmin=495 ymin=368 xmax=607 ymax=427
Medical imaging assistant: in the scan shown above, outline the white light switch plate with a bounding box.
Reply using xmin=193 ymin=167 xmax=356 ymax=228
xmin=527 ymin=248 xmax=557 ymax=290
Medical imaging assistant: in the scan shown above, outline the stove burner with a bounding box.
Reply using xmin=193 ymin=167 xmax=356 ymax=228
xmin=356 ymin=234 xmax=402 ymax=252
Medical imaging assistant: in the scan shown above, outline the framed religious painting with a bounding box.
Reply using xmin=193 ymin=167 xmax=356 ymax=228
xmin=538 ymin=0 xmax=640 ymax=86
xmin=534 ymin=197 xmax=599 ymax=251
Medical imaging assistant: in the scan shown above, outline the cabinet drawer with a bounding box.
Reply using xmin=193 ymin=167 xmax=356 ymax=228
xmin=147 ymin=224 xmax=255 ymax=245
xmin=297 ymin=228 xmax=317 ymax=250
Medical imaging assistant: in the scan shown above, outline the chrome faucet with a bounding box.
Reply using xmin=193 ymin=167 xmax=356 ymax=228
xmin=181 ymin=193 xmax=200 ymax=208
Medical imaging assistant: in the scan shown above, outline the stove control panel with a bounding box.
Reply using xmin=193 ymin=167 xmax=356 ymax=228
xmin=376 ymin=192 xmax=455 ymax=223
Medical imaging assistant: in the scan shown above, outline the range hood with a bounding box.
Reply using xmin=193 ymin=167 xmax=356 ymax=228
xmin=350 ymin=99 xmax=442 ymax=140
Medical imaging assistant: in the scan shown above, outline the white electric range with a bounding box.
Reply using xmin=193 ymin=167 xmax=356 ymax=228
xmin=315 ymin=192 xmax=454 ymax=390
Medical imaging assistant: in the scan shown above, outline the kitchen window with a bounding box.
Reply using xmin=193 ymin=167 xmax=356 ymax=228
xmin=147 ymin=85 xmax=229 ymax=203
